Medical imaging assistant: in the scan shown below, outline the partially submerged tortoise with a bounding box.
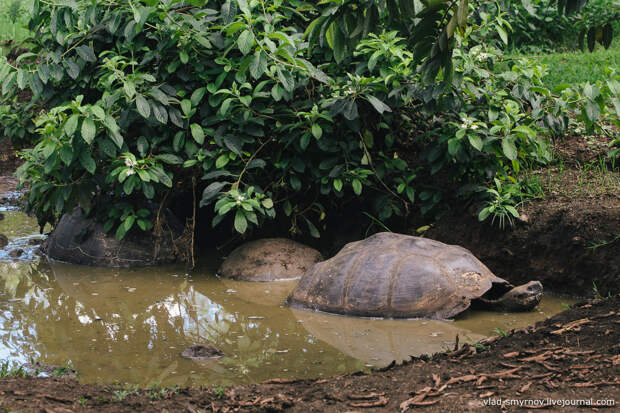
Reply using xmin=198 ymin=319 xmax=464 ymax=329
xmin=218 ymin=238 xmax=322 ymax=281
xmin=287 ymin=232 xmax=543 ymax=319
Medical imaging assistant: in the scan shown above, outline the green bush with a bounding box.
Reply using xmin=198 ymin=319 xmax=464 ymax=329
xmin=0 ymin=0 xmax=600 ymax=249
xmin=493 ymin=0 xmax=620 ymax=52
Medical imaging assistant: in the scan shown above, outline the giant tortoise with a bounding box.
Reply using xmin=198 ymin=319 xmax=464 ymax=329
xmin=43 ymin=208 xmax=181 ymax=267
xmin=218 ymin=238 xmax=322 ymax=281
xmin=287 ymin=232 xmax=543 ymax=319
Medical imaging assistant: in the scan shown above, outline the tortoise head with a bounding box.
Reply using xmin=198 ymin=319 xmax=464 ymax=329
xmin=480 ymin=281 xmax=543 ymax=312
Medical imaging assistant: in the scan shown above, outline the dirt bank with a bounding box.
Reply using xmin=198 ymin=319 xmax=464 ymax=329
xmin=422 ymin=192 xmax=619 ymax=298
xmin=0 ymin=294 xmax=617 ymax=412
xmin=0 ymin=140 xmax=21 ymax=175
xmin=419 ymin=134 xmax=619 ymax=298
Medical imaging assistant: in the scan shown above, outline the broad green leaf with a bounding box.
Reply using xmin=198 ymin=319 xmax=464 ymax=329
xmin=181 ymin=99 xmax=192 ymax=116
xmin=501 ymin=138 xmax=518 ymax=160
xmin=448 ymin=138 xmax=460 ymax=155
xmin=116 ymin=224 xmax=128 ymax=240
xmin=65 ymin=114 xmax=79 ymax=136
xmin=261 ymin=198 xmax=273 ymax=209
xmin=237 ymin=0 xmax=250 ymax=16
xmin=221 ymin=1 xmax=237 ymax=24
xmin=137 ymin=219 xmax=152 ymax=231
xmin=124 ymin=215 xmax=136 ymax=231
xmin=366 ymin=95 xmax=392 ymax=114
xmin=585 ymin=100 xmax=600 ymax=123
xmin=250 ymin=51 xmax=267 ymax=79
xmin=75 ymin=44 xmax=97 ymax=63
xmin=497 ymin=26 xmax=508 ymax=45
xmin=332 ymin=23 xmax=345 ymax=63
xmin=512 ymin=125 xmax=536 ymax=138
xmin=215 ymin=154 xmax=229 ymax=168
xmin=277 ymin=68 xmax=294 ymax=92
xmin=136 ymin=94 xmax=150 ymax=119
xmin=200 ymin=182 xmax=227 ymax=206
xmin=234 ymin=209 xmax=248 ymax=233
xmin=224 ymin=135 xmax=242 ymax=155
xmin=304 ymin=217 xmax=320 ymax=238
xmin=468 ymin=134 xmax=483 ymax=151
xmin=137 ymin=136 xmax=149 ymax=156
xmin=79 ymin=151 xmax=96 ymax=174
xmin=179 ymin=50 xmax=189 ymax=64
xmin=191 ymin=123 xmax=205 ymax=144
xmin=156 ymin=154 xmax=183 ymax=164
xmin=173 ymin=132 xmax=185 ymax=152
xmin=505 ymin=205 xmax=519 ymax=218
xmin=151 ymin=103 xmax=168 ymax=124
xmin=478 ymin=207 xmax=491 ymax=221
xmin=59 ymin=145 xmax=73 ymax=165
xmin=352 ymin=179 xmax=362 ymax=195
xmin=91 ymin=105 xmax=106 ymax=120
xmin=124 ymin=81 xmax=136 ymax=98
xmin=312 ymin=123 xmax=322 ymax=139
xmin=123 ymin=176 xmax=136 ymax=195
xmin=81 ymin=118 xmax=96 ymax=144
xmin=333 ymin=178 xmax=343 ymax=192
xmin=191 ymin=88 xmax=206 ymax=106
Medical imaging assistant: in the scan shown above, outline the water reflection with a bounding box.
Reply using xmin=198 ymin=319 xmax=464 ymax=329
xmin=0 ymin=210 xmax=576 ymax=387
xmin=0 ymin=259 xmax=366 ymax=386
xmin=292 ymin=310 xmax=485 ymax=367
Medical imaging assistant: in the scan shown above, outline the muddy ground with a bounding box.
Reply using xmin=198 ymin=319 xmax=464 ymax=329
xmin=0 ymin=135 xmax=618 ymax=411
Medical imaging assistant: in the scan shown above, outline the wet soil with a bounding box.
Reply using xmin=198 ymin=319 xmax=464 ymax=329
xmin=0 ymin=140 xmax=21 ymax=176
xmin=0 ymin=294 xmax=617 ymax=412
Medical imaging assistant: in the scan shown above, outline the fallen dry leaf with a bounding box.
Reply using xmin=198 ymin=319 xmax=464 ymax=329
xmin=445 ymin=374 xmax=478 ymax=385
xmin=413 ymin=386 xmax=432 ymax=395
xmin=519 ymin=382 xmax=532 ymax=393
xmin=562 ymin=349 xmax=594 ymax=356
xmin=348 ymin=392 xmax=386 ymax=400
xmin=550 ymin=318 xmax=591 ymax=335
xmin=350 ymin=396 xmax=388 ymax=408
xmin=530 ymin=372 xmax=554 ymax=379
xmin=484 ymin=367 xmax=524 ymax=379
xmin=503 ymin=351 xmax=519 ymax=358
xmin=401 ymin=394 xmax=440 ymax=412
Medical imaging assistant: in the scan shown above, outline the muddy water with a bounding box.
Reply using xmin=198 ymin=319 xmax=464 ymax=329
xmin=0 ymin=209 xmax=576 ymax=387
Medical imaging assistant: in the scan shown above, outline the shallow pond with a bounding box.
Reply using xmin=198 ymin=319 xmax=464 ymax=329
xmin=0 ymin=208 xmax=576 ymax=387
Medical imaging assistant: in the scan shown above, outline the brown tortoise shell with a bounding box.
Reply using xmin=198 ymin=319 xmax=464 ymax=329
xmin=287 ymin=232 xmax=508 ymax=319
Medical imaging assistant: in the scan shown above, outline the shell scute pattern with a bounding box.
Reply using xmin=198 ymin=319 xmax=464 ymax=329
xmin=288 ymin=232 xmax=505 ymax=319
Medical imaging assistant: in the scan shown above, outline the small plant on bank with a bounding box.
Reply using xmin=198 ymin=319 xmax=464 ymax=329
xmin=478 ymin=178 xmax=521 ymax=229
xmin=148 ymin=384 xmax=179 ymax=401
xmin=212 ymin=385 xmax=226 ymax=399
xmin=110 ymin=388 xmax=139 ymax=402
xmin=0 ymin=361 xmax=27 ymax=378
xmin=492 ymin=327 xmax=509 ymax=337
